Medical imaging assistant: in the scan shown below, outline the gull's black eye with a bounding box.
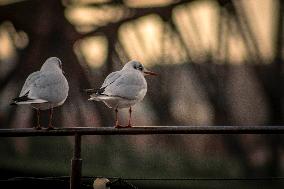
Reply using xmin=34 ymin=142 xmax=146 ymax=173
xmin=137 ymin=65 xmax=143 ymax=71
xmin=133 ymin=63 xmax=143 ymax=71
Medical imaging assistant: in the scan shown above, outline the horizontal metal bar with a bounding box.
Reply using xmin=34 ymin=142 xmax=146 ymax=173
xmin=122 ymin=177 xmax=284 ymax=181
xmin=0 ymin=126 xmax=283 ymax=137
xmin=3 ymin=176 xmax=284 ymax=181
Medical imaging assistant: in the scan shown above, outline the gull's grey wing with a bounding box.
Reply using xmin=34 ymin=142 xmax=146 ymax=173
xmin=20 ymin=71 xmax=41 ymax=96
xmin=89 ymin=71 xmax=121 ymax=96
xmin=103 ymin=71 xmax=147 ymax=100
xmin=87 ymin=71 xmax=121 ymax=97
xmin=28 ymin=72 xmax=69 ymax=103
xmin=101 ymin=71 xmax=121 ymax=88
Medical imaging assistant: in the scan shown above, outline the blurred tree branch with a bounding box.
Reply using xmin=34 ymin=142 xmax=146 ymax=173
xmin=0 ymin=0 xmax=283 ymax=178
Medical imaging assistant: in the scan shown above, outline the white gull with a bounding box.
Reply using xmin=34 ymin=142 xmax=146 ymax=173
xmin=87 ymin=60 xmax=157 ymax=128
xmin=11 ymin=57 xmax=69 ymax=129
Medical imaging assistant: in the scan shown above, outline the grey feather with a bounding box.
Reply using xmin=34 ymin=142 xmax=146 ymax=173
xmin=102 ymin=70 xmax=147 ymax=100
xmin=101 ymin=71 xmax=121 ymax=88
xmin=28 ymin=72 xmax=69 ymax=103
xmin=20 ymin=71 xmax=41 ymax=96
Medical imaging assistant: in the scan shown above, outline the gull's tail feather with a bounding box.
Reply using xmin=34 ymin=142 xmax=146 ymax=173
xmin=88 ymin=97 xmax=100 ymax=101
xmin=83 ymin=87 xmax=106 ymax=95
xmin=85 ymin=87 xmax=108 ymax=101
xmin=10 ymin=95 xmax=47 ymax=105
xmin=88 ymin=93 xmax=102 ymax=101
xmin=10 ymin=95 xmax=31 ymax=105
xmin=88 ymin=94 xmax=115 ymax=101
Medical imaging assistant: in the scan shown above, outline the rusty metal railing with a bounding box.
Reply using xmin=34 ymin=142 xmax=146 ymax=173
xmin=0 ymin=125 xmax=283 ymax=189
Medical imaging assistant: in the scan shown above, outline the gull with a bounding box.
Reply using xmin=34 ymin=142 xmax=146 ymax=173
xmin=87 ymin=60 xmax=157 ymax=128
xmin=11 ymin=57 xmax=69 ymax=129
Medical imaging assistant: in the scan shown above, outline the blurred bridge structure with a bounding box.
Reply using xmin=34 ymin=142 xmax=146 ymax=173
xmin=1 ymin=0 xmax=284 ymax=188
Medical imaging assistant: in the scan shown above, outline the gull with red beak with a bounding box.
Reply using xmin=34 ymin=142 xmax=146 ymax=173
xmin=87 ymin=60 xmax=157 ymax=128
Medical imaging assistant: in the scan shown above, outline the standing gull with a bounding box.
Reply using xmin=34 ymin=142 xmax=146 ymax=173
xmin=87 ymin=60 xmax=157 ymax=128
xmin=11 ymin=57 xmax=69 ymax=129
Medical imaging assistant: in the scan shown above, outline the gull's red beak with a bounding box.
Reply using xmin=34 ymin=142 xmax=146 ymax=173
xmin=143 ymin=70 xmax=158 ymax=76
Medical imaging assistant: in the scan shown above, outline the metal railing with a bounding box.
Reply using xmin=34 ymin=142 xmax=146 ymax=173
xmin=1 ymin=125 xmax=284 ymax=189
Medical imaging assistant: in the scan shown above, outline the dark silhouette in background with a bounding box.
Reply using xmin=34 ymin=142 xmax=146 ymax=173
xmin=0 ymin=0 xmax=283 ymax=188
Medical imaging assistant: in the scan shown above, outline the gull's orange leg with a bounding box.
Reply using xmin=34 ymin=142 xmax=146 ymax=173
xmin=34 ymin=109 xmax=41 ymax=130
xmin=126 ymin=107 xmax=133 ymax=128
xmin=115 ymin=108 xmax=123 ymax=128
xmin=47 ymin=108 xmax=54 ymax=129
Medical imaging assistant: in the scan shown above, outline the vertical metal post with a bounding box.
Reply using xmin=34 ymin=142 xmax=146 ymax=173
xmin=70 ymin=133 xmax=82 ymax=189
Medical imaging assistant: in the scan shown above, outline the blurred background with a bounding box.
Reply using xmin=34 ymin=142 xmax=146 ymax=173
xmin=0 ymin=0 xmax=283 ymax=188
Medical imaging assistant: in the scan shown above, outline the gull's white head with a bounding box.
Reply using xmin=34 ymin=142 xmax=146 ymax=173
xmin=40 ymin=57 xmax=63 ymax=73
xmin=122 ymin=60 xmax=157 ymax=76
